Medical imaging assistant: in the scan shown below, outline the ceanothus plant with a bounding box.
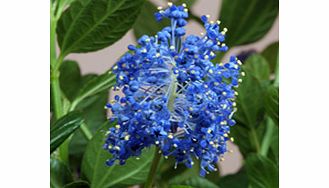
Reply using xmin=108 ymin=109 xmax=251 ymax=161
xmin=104 ymin=1 xmax=243 ymax=180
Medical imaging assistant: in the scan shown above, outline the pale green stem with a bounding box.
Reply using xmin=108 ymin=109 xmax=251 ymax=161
xmin=144 ymin=147 xmax=161 ymax=188
xmin=260 ymin=118 xmax=275 ymax=156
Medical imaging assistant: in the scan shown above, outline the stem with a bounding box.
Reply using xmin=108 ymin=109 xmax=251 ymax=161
xmin=51 ymin=3 xmax=70 ymax=162
xmin=144 ymin=147 xmax=161 ymax=188
xmin=80 ymin=123 xmax=93 ymax=140
xmin=260 ymin=118 xmax=275 ymax=156
xmin=50 ymin=5 xmax=64 ymax=120
xmin=68 ymin=101 xmax=93 ymax=141
xmin=250 ymin=128 xmax=261 ymax=153
xmin=51 ymin=73 xmax=64 ymax=119
xmin=167 ymin=73 xmax=178 ymax=112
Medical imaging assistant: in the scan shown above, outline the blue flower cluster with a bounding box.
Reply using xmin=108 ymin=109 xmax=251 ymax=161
xmin=104 ymin=3 xmax=243 ymax=176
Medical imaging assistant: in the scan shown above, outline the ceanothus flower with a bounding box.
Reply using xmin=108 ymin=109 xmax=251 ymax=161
xmin=103 ymin=2 xmax=243 ymax=176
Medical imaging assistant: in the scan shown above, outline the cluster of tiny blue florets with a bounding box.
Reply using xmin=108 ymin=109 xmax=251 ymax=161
xmin=103 ymin=3 xmax=243 ymax=176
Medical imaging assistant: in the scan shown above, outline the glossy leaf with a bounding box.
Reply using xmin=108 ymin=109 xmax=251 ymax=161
xmin=63 ymin=181 xmax=90 ymax=188
xmin=262 ymin=42 xmax=279 ymax=73
xmin=72 ymin=71 xmax=115 ymax=108
xmin=219 ymin=0 xmax=278 ymax=46
xmin=218 ymin=168 xmax=248 ymax=188
xmin=81 ymin=122 xmax=155 ymax=188
xmin=50 ymin=111 xmax=84 ymax=153
xmin=59 ymin=60 xmax=81 ymax=101
xmin=264 ymin=86 xmax=279 ymax=125
xmin=133 ymin=1 xmax=170 ymax=40
xmin=244 ymin=54 xmax=270 ymax=81
xmin=245 ymin=154 xmax=279 ymax=188
xmin=50 ymin=158 xmax=73 ymax=188
xmin=57 ymin=0 xmax=144 ymax=55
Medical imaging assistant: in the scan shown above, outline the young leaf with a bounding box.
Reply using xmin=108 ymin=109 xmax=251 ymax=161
xmin=59 ymin=60 xmax=81 ymax=101
xmin=262 ymin=42 xmax=279 ymax=73
xmin=50 ymin=158 xmax=73 ymax=188
xmin=244 ymin=55 xmax=271 ymax=82
xmin=72 ymin=71 xmax=115 ymax=109
xmin=50 ymin=111 xmax=84 ymax=153
xmin=133 ymin=1 xmax=170 ymax=40
xmin=234 ymin=68 xmax=264 ymax=129
xmin=264 ymin=86 xmax=279 ymax=125
xmin=219 ymin=0 xmax=278 ymax=46
xmin=57 ymin=0 xmax=144 ymax=55
xmin=81 ymin=122 xmax=155 ymax=188
xmin=245 ymin=154 xmax=279 ymax=188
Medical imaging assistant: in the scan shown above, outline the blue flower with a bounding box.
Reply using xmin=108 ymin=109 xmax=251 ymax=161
xmin=104 ymin=2 xmax=243 ymax=176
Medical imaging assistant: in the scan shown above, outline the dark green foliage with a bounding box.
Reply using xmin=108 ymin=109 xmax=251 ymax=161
xmin=264 ymin=86 xmax=279 ymax=125
xmin=59 ymin=60 xmax=81 ymax=101
xmin=50 ymin=111 xmax=84 ymax=153
xmin=219 ymin=0 xmax=278 ymax=46
xmin=262 ymin=42 xmax=279 ymax=73
xmin=81 ymin=122 xmax=155 ymax=188
xmin=245 ymin=154 xmax=279 ymax=188
xmin=51 ymin=158 xmax=74 ymax=188
xmin=133 ymin=1 xmax=170 ymax=39
xmin=57 ymin=0 xmax=145 ymax=55
xmin=218 ymin=169 xmax=249 ymax=188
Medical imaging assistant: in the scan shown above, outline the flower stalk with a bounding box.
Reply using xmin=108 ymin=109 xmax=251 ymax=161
xmin=145 ymin=147 xmax=162 ymax=188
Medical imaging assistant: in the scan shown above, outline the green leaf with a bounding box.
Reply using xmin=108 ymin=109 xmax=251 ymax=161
xmin=230 ymin=125 xmax=253 ymax=156
xmin=160 ymin=156 xmax=199 ymax=184
xmin=133 ymin=1 xmax=170 ymax=40
xmin=69 ymin=90 xmax=108 ymax=176
xmin=234 ymin=68 xmax=264 ymax=129
xmin=171 ymin=177 xmax=219 ymax=188
xmin=219 ymin=0 xmax=278 ymax=46
xmin=57 ymin=0 xmax=145 ymax=55
xmin=261 ymin=42 xmax=279 ymax=73
xmin=63 ymin=181 xmax=90 ymax=188
xmin=72 ymin=71 xmax=115 ymax=109
xmin=244 ymin=54 xmax=270 ymax=81
xmin=50 ymin=111 xmax=84 ymax=153
xmin=218 ymin=168 xmax=248 ymax=188
xmin=230 ymin=121 xmax=265 ymax=157
xmin=50 ymin=158 xmax=73 ymax=188
xmin=268 ymin=125 xmax=279 ymax=165
xmin=264 ymin=86 xmax=279 ymax=125
xmin=245 ymin=154 xmax=279 ymax=188
xmin=59 ymin=60 xmax=81 ymax=101
xmin=81 ymin=122 xmax=155 ymax=188
xmin=168 ymin=161 xmax=200 ymax=185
